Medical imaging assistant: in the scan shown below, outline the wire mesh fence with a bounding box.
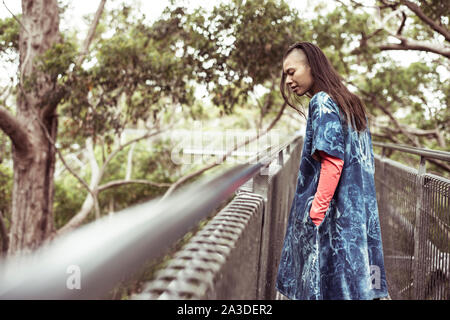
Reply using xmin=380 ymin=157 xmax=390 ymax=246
xmin=374 ymin=145 xmax=450 ymax=300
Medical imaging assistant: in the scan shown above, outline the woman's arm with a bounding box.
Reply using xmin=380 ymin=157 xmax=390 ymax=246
xmin=309 ymin=150 xmax=344 ymax=226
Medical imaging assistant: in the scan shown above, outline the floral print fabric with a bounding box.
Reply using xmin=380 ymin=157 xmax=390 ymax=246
xmin=276 ymin=91 xmax=388 ymax=300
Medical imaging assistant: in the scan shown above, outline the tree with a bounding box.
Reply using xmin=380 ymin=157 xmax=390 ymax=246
xmin=152 ymin=0 xmax=307 ymax=199
xmin=0 ymin=0 xmax=64 ymax=254
xmin=0 ymin=0 xmax=210 ymax=252
xmin=52 ymin=3 xmax=204 ymax=235
xmin=0 ymin=0 xmax=109 ymax=254
xmin=350 ymin=0 xmax=449 ymax=58
xmin=166 ymin=0 xmax=303 ymax=117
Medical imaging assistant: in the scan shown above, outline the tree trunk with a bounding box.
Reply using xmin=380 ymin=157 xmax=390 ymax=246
xmin=9 ymin=122 xmax=57 ymax=253
xmin=7 ymin=0 xmax=61 ymax=255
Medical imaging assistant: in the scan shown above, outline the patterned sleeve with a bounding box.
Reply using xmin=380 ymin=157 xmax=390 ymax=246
xmin=310 ymin=92 xmax=345 ymax=162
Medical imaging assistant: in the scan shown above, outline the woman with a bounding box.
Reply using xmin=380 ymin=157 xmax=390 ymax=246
xmin=276 ymin=42 xmax=388 ymax=300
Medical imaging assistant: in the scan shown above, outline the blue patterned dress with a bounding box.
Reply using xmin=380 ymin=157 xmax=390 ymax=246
xmin=276 ymin=91 xmax=388 ymax=300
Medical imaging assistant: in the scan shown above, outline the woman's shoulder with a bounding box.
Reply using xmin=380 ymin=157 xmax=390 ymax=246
xmin=310 ymin=91 xmax=339 ymax=115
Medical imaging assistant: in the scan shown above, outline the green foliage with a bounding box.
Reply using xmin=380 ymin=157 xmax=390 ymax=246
xmin=161 ymin=0 xmax=304 ymax=113
xmin=0 ymin=16 xmax=19 ymax=52
xmin=0 ymin=163 xmax=12 ymax=219
xmin=37 ymin=37 xmax=77 ymax=83
xmin=0 ymin=163 xmax=12 ymax=251
xmin=418 ymin=0 xmax=449 ymax=26
xmin=56 ymin=5 xmax=196 ymax=141
xmin=53 ymin=173 xmax=87 ymax=229
xmin=97 ymin=138 xmax=178 ymax=214
xmin=53 ymin=136 xmax=182 ymax=229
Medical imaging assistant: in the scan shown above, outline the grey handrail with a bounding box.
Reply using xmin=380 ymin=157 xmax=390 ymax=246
xmin=372 ymin=141 xmax=450 ymax=162
xmin=0 ymin=133 xmax=300 ymax=299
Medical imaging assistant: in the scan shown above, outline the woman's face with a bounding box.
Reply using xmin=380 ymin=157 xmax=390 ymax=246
xmin=283 ymin=49 xmax=316 ymax=97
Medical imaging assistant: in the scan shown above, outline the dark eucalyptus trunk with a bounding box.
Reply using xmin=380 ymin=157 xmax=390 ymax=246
xmin=7 ymin=0 xmax=61 ymax=254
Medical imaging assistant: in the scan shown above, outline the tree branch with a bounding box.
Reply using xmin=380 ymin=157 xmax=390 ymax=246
xmin=55 ymin=138 xmax=100 ymax=236
xmin=401 ymin=0 xmax=450 ymax=42
xmin=372 ymin=121 xmax=446 ymax=147
xmin=397 ymin=10 xmax=407 ymax=35
xmin=354 ymin=28 xmax=450 ymax=58
xmin=379 ymin=0 xmax=399 ymax=10
xmin=0 ymin=105 xmax=32 ymax=156
xmin=99 ymin=127 xmax=170 ymax=181
xmin=359 ymin=90 xmax=450 ymax=173
xmin=55 ymin=127 xmax=170 ymax=236
xmin=0 ymin=85 xmax=12 ymax=102
xmin=2 ymin=0 xmax=29 ymax=34
xmin=366 ymin=94 xmax=416 ymax=142
xmin=76 ymin=0 xmax=107 ymax=67
xmin=371 ymin=122 xmax=450 ymax=173
xmin=86 ymin=137 xmax=101 ymax=220
xmin=377 ymin=38 xmax=450 ymax=58
xmin=98 ymin=179 xmax=171 ymax=192
xmin=370 ymin=130 xmax=398 ymax=143
xmin=350 ymin=1 xmax=450 ymax=59
xmin=125 ymin=143 xmax=136 ymax=181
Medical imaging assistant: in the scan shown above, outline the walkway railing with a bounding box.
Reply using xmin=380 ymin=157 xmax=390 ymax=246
xmin=2 ymin=134 xmax=447 ymax=300
xmin=373 ymin=142 xmax=450 ymax=300
xmin=0 ymin=133 xmax=303 ymax=299
xmin=133 ymin=135 xmax=303 ymax=300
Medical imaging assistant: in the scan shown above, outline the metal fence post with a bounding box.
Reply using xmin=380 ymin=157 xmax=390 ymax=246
xmin=413 ymin=156 xmax=427 ymax=299
xmin=252 ymin=163 xmax=270 ymax=299
xmin=380 ymin=147 xmax=386 ymax=220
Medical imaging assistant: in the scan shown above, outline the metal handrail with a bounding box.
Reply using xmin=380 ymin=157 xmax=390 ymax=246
xmin=373 ymin=141 xmax=450 ymax=162
xmin=373 ymin=142 xmax=450 ymax=299
xmin=0 ymin=133 xmax=300 ymax=299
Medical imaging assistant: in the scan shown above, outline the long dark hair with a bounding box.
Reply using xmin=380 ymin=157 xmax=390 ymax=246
xmin=280 ymin=42 xmax=368 ymax=132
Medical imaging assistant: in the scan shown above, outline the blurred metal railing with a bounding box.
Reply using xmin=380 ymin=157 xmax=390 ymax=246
xmin=133 ymin=136 xmax=303 ymax=300
xmin=0 ymin=133 xmax=303 ymax=299
xmin=373 ymin=142 xmax=450 ymax=300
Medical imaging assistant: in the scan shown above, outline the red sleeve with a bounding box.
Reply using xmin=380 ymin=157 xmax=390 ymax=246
xmin=309 ymin=150 xmax=344 ymax=226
